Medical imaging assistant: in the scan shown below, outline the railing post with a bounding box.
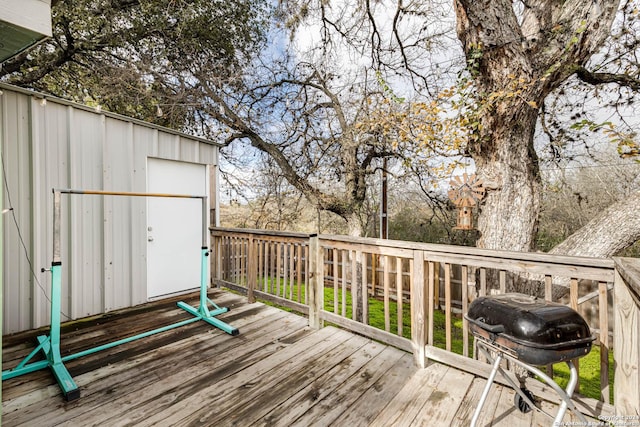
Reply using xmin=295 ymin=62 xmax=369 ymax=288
xmin=247 ymin=234 xmax=256 ymax=303
xmin=308 ymin=235 xmax=323 ymax=329
xmin=613 ymin=258 xmax=640 ymax=417
xmin=211 ymin=232 xmax=222 ymax=285
xmin=411 ymin=250 xmax=427 ymax=368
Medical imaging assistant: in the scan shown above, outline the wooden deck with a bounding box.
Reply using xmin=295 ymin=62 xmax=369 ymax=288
xmin=2 ymin=289 xmax=598 ymax=426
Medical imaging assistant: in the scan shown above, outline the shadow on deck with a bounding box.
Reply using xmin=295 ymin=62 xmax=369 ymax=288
xmin=2 ymin=289 xmax=599 ymax=426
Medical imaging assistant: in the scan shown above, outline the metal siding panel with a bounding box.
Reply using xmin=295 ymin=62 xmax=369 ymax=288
xmin=30 ymin=97 xmax=47 ymax=329
xmin=2 ymin=90 xmax=32 ymax=333
xmin=199 ymin=143 xmax=217 ymax=165
xmin=103 ymin=118 xmax=134 ymax=311
xmin=157 ymin=133 xmax=179 ymax=159
xmin=68 ymin=108 xmax=104 ymax=319
xmin=179 ymin=137 xmax=199 ymax=163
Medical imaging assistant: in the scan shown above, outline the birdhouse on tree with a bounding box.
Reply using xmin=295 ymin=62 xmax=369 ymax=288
xmin=448 ymin=173 xmax=485 ymax=230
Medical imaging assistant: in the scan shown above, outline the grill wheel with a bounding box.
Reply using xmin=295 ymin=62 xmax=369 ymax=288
xmin=515 ymin=387 xmax=536 ymax=413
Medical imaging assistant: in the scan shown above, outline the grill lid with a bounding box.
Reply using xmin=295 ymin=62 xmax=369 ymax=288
xmin=466 ymin=293 xmax=593 ymax=348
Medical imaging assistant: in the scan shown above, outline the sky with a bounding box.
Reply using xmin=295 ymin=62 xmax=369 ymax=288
xmin=217 ymin=0 xmax=640 ymax=205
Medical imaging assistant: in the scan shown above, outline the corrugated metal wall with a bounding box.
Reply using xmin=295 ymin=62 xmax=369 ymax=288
xmin=1 ymin=84 xmax=219 ymax=334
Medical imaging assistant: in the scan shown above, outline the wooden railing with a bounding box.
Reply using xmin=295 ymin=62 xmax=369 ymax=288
xmin=612 ymin=257 xmax=640 ymax=417
xmin=210 ymin=227 xmax=627 ymax=414
xmin=211 ymin=228 xmax=313 ymax=313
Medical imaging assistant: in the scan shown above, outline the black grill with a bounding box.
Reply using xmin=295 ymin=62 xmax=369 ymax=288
xmin=465 ymin=293 xmax=594 ymax=365
xmin=465 ymin=293 xmax=595 ymax=426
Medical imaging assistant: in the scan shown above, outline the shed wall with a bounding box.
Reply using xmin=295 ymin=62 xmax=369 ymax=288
xmin=1 ymin=86 xmax=218 ymax=333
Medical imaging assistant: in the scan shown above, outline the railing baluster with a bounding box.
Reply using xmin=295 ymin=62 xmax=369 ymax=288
xmin=434 ymin=262 xmax=440 ymax=310
xmin=269 ymin=242 xmax=276 ymax=294
xmin=236 ymin=237 xmax=241 ymax=285
xmin=237 ymin=237 xmax=242 ymax=284
xmin=461 ymin=265 xmax=469 ymax=358
xmin=396 ymin=257 xmax=403 ymax=337
xmin=304 ymin=244 xmax=309 ymax=305
xmin=599 ymin=281 xmax=610 ymax=404
xmin=445 ymin=263 xmax=452 ymax=352
xmin=427 ymin=261 xmax=435 ymax=347
xmin=276 ymin=242 xmax=282 ymax=297
xmin=263 ymin=241 xmax=268 ymax=293
xmin=341 ymin=250 xmax=347 ymax=317
xmin=544 ymin=275 xmax=552 ymax=301
xmin=362 ymin=251 xmax=369 ymax=325
xmin=352 ymin=250 xmax=358 ymax=322
xmin=544 ymin=274 xmax=554 ymax=377
xmin=296 ymin=244 xmax=302 ymax=303
xmin=289 ymin=244 xmax=295 ymax=300
xmin=241 ymin=237 xmax=246 ymax=286
xmin=371 ymin=254 xmax=377 ymax=298
xmin=232 ymin=237 xmax=237 ymax=283
xmin=308 ymin=236 xmax=322 ymax=329
xmin=282 ymin=244 xmax=288 ymax=299
xmin=570 ymin=278 xmax=580 ymax=392
xmin=257 ymin=240 xmax=263 ymax=292
xmin=247 ymin=235 xmax=256 ymax=303
xmin=411 ymin=250 xmax=426 ymax=368
xmin=384 ymin=255 xmax=390 ymax=333
xmin=333 ymin=248 xmax=339 ymax=314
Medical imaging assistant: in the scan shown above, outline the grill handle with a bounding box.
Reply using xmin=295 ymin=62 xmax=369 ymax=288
xmin=470 ymin=317 xmax=505 ymax=334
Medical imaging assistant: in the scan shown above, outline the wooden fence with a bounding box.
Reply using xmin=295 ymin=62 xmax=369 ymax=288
xmin=211 ymin=227 xmax=639 ymax=417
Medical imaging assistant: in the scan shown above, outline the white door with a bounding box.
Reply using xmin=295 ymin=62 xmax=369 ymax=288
xmin=147 ymin=158 xmax=208 ymax=299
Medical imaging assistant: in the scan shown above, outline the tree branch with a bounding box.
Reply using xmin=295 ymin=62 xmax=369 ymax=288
xmin=575 ymin=66 xmax=640 ymax=91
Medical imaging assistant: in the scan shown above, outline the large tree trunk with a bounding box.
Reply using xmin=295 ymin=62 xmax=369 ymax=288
xmin=474 ymin=104 xmax=541 ymax=251
xmin=454 ymin=0 xmax=621 ymax=253
xmin=346 ymin=212 xmax=364 ymax=237
xmin=550 ymin=189 xmax=640 ymax=258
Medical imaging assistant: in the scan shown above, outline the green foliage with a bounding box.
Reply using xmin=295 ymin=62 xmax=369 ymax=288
xmin=2 ymin=0 xmax=270 ymax=129
xmin=388 ymin=206 xmax=477 ymax=246
xmin=465 ymin=43 xmax=483 ymax=78
xmin=376 ymin=71 xmax=405 ymax=104
xmin=535 ymin=229 xmax=567 ymax=253
xmin=568 ymin=120 xmax=639 ymax=158
xmin=388 ymin=207 xmax=449 ymax=243
xmin=618 ymin=240 xmax=640 ymax=257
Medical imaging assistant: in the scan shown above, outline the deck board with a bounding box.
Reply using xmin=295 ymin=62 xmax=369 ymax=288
xmin=2 ymin=289 xmax=602 ymax=426
xmin=412 ymin=367 xmax=476 ymax=426
xmin=164 ymin=328 xmax=360 ymax=426
xmin=287 ymin=345 xmax=407 ymax=427
xmin=369 ymin=362 xmax=451 ymax=426
xmin=330 ymin=351 xmax=416 ymax=426
xmin=491 ymin=386 xmax=531 ymax=426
